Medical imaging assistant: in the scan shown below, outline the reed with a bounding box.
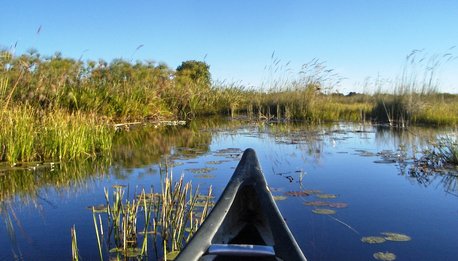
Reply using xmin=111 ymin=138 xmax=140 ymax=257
xmin=71 ymin=225 xmax=80 ymax=261
xmin=92 ymin=171 xmax=213 ymax=260
xmin=435 ymin=138 xmax=458 ymax=165
xmin=0 ymin=106 xmax=115 ymax=165
xmin=371 ymin=49 xmax=458 ymax=127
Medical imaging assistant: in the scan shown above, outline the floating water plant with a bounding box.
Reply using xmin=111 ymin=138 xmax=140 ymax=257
xmin=373 ymin=159 xmax=397 ymax=164
xmin=381 ymin=232 xmax=411 ymax=242
xmin=166 ymin=250 xmax=180 ymax=260
xmin=361 ymin=236 xmax=386 ymax=244
xmin=273 ymin=195 xmax=287 ymax=201
xmin=194 ymin=174 xmax=216 ymax=179
xmin=373 ymin=251 xmax=396 ymax=261
xmin=355 ymin=150 xmax=376 ymax=157
xmin=311 ymin=208 xmax=336 ymax=215
xmin=316 ymin=193 xmax=337 ymax=199
xmin=89 ymin=204 xmax=108 ymax=213
xmin=303 ymin=201 xmax=329 ymax=207
xmin=302 ymin=189 xmax=321 ymax=194
xmin=303 ymin=201 xmax=348 ymax=208
xmin=205 ymin=160 xmax=228 ymax=165
xmin=185 ymin=167 xmax=216 ymax=174
xmin=285 ymin=190 xmax=311 ymax=197
xmin=109 ymin=247 xmax=142 ymax=257
xmin=328 ymin=202 xmax=348 ymax=208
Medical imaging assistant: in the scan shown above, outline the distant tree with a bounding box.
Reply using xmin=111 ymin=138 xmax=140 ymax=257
xmin=176 ymin=60 xmax=211 ymax=89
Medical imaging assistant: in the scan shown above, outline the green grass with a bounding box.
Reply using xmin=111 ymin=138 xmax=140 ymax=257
xmin=0 ymin=106 xmax=115 ymax=165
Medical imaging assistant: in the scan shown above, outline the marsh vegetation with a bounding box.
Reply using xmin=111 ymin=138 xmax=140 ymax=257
xmin=1 ymin=49 xmax=457 ymax=165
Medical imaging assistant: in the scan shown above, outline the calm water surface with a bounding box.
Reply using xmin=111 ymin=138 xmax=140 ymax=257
xmin=1 ymin=121 xmax=457 ymax=260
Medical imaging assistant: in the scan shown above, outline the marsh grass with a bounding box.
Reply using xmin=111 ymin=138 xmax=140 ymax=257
xmin=2 ymin=48 xmax=458 ymax=167
xmin=434 ymin=137 xmax=458 ymax=165
xmin=93 ymin=171 xmax=213 ymax=260
xmin=0 ymin=106 xmax=114 ymax=164
xmin=372 ymin=49 xmax=458 ymax=127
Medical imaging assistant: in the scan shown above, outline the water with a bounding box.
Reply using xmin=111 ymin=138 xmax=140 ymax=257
xmin=1 ymin=121 xmax=457 ymax=260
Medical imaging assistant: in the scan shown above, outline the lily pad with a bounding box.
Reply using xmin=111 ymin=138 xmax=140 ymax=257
xmin=109 ymin=247 xmax=142 ymax=257
xmin=355 ymin=150 xmax=376 ymax=157
xmin=361 ymin=236 xmax=386 ymax=244
xmin=285 ymin=191 xmax=311 ymax=197
xmin=328 ymin=202 xmax=348 ymax=208
xmin=373 ymin=251 xmax=396 ymax=261
xmin=195 ymin=174 xmax=216 ymax=179
xmin=374 ymin=159 xmax=396 ymax=164
xmin=195 ymin=195 xmax=215 ymax=200
xmin=185 ymin=167 xmax=216 ymax=174
xmin=168 ymin=161 xmax=184 ymax=167
xmin=206 ymin=160 xmax=228 ymax=165
xmin=303 ymin=201 xmax=348 ymax=208
xmin=273 ymin=195 xmax=287 ymax=201
xmin=312 ymin=208 xmax=336 ymax=215
xmin=194 ymin=201 xmax=215 ymax=208
xmin=166 ymin=250 xmax=180 ymax=260
xmin=303 ymin=201 xmax=329 ymax=207
xmin=302 ymin=190 xmax=321 ymax=194
xmin=316 ymin=194 xmax=337 ymax=199
xmin=137 ymin=193 xmax=161 ymax=203
xmin=185 ymin=227 xmax=193 ymax=233
xmin=381 ymin=232 xmax=411 ymax=242
xmin=89 ymin=205 xmax=107 ymax=213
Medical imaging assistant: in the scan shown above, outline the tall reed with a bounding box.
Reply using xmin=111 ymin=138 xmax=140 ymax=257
xmin=71 ymin=225 xmax=79 ymax=261
xmin=372 ymin=49 xmax=458 ymax=127
xmin=92 ymin=171 xmax=213 ymax=260
xmin=0 ymin=106 xmax=115 ymax=165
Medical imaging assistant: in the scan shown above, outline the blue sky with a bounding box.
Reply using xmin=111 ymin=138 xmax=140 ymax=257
xmin=1 ymin=0 xmax=457 ymax=93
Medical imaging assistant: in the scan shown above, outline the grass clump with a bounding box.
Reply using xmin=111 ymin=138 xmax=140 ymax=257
xmin=91 ymin=171 xmax=213 ymax=260
xmin=0 ymin=106 xmax=114 ymax=165
xmin=434 ymin=138 xmax=458 ymax=165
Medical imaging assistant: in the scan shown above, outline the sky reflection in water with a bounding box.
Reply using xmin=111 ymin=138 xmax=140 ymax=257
xmin=0 ymin=122 xmax=457 ymax=260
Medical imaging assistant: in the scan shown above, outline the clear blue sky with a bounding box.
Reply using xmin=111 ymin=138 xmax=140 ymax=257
xmin=1 ymin=0 xmax=457 ymax=93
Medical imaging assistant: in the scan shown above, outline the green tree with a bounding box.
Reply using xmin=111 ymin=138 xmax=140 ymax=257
xmin=176 ymin=60 xmax=211 ymax=88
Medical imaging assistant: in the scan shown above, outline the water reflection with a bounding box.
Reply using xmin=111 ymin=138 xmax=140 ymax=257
xmin=0 ymin=160 xmax=111 ymax=203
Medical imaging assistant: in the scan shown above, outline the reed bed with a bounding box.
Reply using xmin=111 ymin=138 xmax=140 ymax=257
xmin=0 ymin=106 xmax=115 ymax=165
xmin=91 ymin=171 xmax=213 ymax=260
xmin=1 ymin=49 xmax=458 ymax=167
xmin=434 ymin=137 xmax=458 ymax=166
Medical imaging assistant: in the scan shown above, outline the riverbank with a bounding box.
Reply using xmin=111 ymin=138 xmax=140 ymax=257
xmin=1 ymin=50 xmax=457 ymax=164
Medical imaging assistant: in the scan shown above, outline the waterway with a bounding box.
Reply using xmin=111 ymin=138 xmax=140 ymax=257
xmin=1 ymin=120 xmax=457 ymax=260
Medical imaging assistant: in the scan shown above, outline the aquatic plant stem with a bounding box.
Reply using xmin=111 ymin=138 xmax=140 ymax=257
xmin=92 ymin=207 xmax=104 ymax=261
xmin=327 ymin=215 xmax=360 ymax=235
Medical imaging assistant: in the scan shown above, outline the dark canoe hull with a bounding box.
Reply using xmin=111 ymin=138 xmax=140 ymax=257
xmin=176 ymin=148 xmax=307 ymax=261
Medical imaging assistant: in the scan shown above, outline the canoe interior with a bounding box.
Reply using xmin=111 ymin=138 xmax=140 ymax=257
xmin=212 ymin=185 xmax=273 ymax=245
xmin=202 ymin=185 xmax=279 ymax=261
xmin=176 ymin=148 xmax=306 ymax=261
